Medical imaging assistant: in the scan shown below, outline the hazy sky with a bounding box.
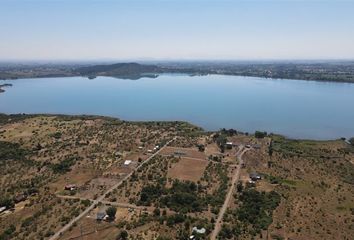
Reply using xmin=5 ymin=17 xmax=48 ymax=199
xmin=1 ymin=0 xmax=354 ymax=61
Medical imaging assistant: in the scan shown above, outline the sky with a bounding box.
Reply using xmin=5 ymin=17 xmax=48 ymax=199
xmin=1 ymin=0 xmax=354 ymax=61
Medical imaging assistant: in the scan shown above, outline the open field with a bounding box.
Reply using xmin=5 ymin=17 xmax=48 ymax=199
xmin=167 ymin=157 xmax=209 ymax=182
xmin=0 ymin=114 xmax=353 ymax=240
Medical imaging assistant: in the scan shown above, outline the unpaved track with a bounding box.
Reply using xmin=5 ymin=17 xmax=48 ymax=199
xmin=210 ymin=146 xmax=249 ymax=240
xmin=49 ymin=137 xmax=176 ymax=240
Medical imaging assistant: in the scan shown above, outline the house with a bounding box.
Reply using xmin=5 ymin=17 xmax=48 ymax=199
xmin=147 ymin=149 xmax=153 ymax=153
xmin=115 ymin=151 xmax=123 ymax=157
xmin=64 ymin=184 xmax=76 ymax=191
xmin=192 ymin=227 xmax=206 ymax=234
xmin=226 ymin=142 xmax=233 ymax=146
xmin=124 ymin=160 xmax=132 ymax=166
xmin=0 ymin=206 xmax=6 ymax=213
xmin=249 ymin=173 xmax=261 ymax=181
xmin=96 ymin=212 xmax=106 ymax=221
xmin=14 ymin=194 xmax=27 ymax=203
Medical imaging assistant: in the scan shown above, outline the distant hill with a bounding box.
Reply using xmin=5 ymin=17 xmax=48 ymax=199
xmin=75 ymin=62 xmax=163 ymax=77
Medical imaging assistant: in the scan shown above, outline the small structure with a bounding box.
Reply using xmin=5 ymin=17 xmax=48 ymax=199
xmin=64 ymin=184 xmax=76 ymax=191
xmin=115 ymin=151 xmax=123 ymax=157
xmin=226 ymin=142 xmax=233 ymax=146
xmin=0 ymin=206 xmax=6 ymax=213
xmin=249 ymin=173 xmax=261 ymax=181
xmin=192 ymin=227 xmax=206 ymax=234
xmin=147 ymin=149 xmax=153 ymax=153
xmin=14 ymin=194 xmax=27 ymax=203
xmin=96 ymin=209 xmax=107 ymax=221
xmin=124 ymin=160 xmax=132 ymax=166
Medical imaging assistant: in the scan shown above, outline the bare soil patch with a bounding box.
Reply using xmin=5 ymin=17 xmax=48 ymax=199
xmin=167 ymin=157 xmax=208 ymax=182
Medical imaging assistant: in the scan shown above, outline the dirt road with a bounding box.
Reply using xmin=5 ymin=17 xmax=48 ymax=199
xmin=49 ymin=137 xmax=176 ymax=240
xmin=210 ymin=146 xmax=249 ymax=240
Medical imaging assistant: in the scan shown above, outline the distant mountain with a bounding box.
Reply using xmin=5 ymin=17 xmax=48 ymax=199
xmin=75 ymin=62 xmax=163 ymax=77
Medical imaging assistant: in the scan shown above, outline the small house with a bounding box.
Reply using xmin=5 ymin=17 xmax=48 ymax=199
xmin=64 ymin=184 xmax=76 ymax=191
xmin=0 ymin=206 xmax=6 ymax=213
xmin=124 ymin=160 xmax=132 ymax=166
xmin=192 ymin=227 xmax=206 ymax=234
xmin=14 ymin=194 xmax=27 ymax=203
xmin=249 ymin=173 xmax=261 ymax=181
xmin=96 ymin=212 xmax=106 ymax=221
xmin=115 ymin=151 xmax=123 ymax=157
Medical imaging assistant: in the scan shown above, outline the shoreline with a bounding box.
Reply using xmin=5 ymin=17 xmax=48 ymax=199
xmin=0 ymin=113 xmax=352 ymax=142
xmin=0 ymin=83 xmax=12 ymax=93
xmin=1 ymin=72 xmax=354 ymax=84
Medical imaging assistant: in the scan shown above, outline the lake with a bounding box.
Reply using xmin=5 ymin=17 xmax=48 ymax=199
xmin=1 ymin=74 xmax=354 ymax=140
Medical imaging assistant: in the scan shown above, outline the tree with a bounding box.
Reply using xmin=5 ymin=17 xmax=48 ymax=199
xmin=349 ymin=137 xmax=354 ymax=146
xmin=116 ymin=230 xmax=128 ymax=240
xmin=255 ymin=131 xmax=267 ymax=138
xmin=106 ymin=206 xmax=117 ymax=220
xmin=197 ymin=144 xmax=205 ymax=152
xmin=153 ymin=207 xmax=161 ymax=216
xmin=236 ymin=182 xmax=243 ymax=193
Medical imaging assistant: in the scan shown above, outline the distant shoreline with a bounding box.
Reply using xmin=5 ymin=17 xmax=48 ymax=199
xmin=1 ymin=61 xmax=354 ymax=83
xmin=0 ymin=83 xmax=12 ymax=93
xmin=0 ymin=113 xmax=352 ymax=142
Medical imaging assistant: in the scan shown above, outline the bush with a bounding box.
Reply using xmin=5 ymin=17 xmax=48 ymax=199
xmin=106 ymin=206 xmax=117 ymax=220
xmin=116 ymin=230 xmax=128 ymax=240
xmin=50 ymin=156 xmax=78 ymax=174
xmin=255 ymin=131 xmax=267 ymax=138
xmin=0 ymin=225 xmax=16 ymax=240
xmin=237 ymin=189 xmax=281 ymax=233
xmin=51 ymin=131 xmax=62 ymax=139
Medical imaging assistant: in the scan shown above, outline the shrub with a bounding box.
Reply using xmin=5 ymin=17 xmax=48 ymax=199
xmin=106 ymin=206 xmax=117 ymax=220
xmin=255 ymin=131 xmax=267 ymax=138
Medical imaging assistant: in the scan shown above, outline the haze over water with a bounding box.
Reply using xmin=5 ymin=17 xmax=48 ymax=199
xmin=1 ymin=74 xmax=354 ymax=140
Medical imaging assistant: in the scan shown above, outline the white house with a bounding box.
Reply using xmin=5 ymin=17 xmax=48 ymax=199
xmin=124 ymin=160 xmax=132 ymax=165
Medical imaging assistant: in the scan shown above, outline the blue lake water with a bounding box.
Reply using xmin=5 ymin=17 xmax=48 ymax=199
xmin=1 ymin=74 xmax=354 ymax=140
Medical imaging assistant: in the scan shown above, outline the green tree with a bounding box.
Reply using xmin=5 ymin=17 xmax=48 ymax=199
xmin=106 ymin=206 xmax=117 ymax=220
xmin=153 ymin=207 xmax=161 ymax=216
xmin=349 ymin=137 xmax=354 ymax=146
xmin=255 ymin=131 xmax=267 ymax=138
xmin=116 ymin=230 xmax=128 ymax=240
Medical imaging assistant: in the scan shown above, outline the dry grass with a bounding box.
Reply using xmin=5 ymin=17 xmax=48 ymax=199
xmin=167 ymin=157 xmax=208 ymax=182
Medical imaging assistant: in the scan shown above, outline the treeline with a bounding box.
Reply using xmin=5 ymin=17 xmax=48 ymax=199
xmin=138 ymin=180 xmax=207 ymax=213
xmin=219 ymin=188 xmax=281 ymax=239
